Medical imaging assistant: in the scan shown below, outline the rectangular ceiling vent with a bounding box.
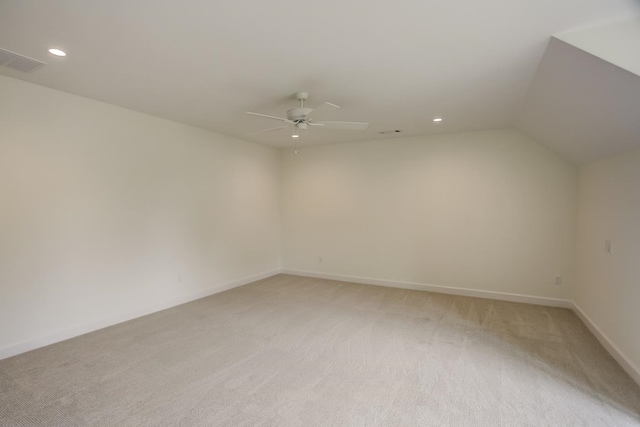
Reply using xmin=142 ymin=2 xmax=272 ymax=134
xmin=0 ymin=48 xmax=47 ymax=73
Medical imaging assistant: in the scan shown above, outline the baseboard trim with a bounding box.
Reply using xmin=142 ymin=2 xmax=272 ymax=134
xmin=282 ymin=269 xmax=638 ymax=386
xmin=281 ymin=269 xmax=573 ymax=308
xmin=572 ymin=302 xmax=640 ymax=386
xmin=4 ymin=269 xmax=638 ymax=388
xmin=0 ymin=269 xmax=280 ymax=361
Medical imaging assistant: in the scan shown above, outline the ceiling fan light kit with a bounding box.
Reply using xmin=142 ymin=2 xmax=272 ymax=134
xmin=246 ymin=91 xmax=369 ymax=142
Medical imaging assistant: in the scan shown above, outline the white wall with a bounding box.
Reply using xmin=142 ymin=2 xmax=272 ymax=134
xmin=575 ymin=146 xmax=640 ymax=379
xmin=281 ymin=129 xmax=577 ymax=300
xmin=0 ymin=75 xmax=281 ymax=356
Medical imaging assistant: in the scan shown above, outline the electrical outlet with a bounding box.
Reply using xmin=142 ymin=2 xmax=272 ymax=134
xmin=554 ymin=276 xmax=562 ymax=286
xmin=319 ymin=256 xmax=323 ymax=263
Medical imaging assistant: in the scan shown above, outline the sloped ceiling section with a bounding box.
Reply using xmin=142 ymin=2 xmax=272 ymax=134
xmin=556 ymin=18 xmax=640 ymax=78
xmin=517 ymin=34 xmax=640 ymax=165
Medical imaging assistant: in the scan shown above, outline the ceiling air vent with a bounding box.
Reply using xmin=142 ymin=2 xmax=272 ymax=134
xmin=379 ymin=129 xmax=402 ymax=135
xmin=0 ymin=48 xmax=46 ymax=73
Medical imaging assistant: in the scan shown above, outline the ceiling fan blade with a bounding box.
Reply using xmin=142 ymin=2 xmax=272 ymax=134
xmin=312 ymin=121 xmax=369 ymax=130
xmin=246 ymin=112 xmax=293 ymax=123
xmin=311 ymin=101 xmax=342 ymax=112
xmin=248 ymin=125 xmax=291 ymax=136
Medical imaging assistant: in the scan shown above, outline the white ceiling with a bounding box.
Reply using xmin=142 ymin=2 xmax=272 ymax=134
xmin=1 ymin=0 xmax=639 ymax=157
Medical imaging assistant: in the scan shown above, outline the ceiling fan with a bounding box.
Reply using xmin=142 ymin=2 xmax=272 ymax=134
xmin=246 ymin=91 xmax=369 ymax=136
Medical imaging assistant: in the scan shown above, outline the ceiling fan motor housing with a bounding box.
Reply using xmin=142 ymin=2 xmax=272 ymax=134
xmin=287 ymin=108 xmax=313 ymax=122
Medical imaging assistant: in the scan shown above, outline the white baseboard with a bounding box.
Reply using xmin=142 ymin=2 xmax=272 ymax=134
xmin=281 ymin=269 xmax=573 ymax=308
xmin=572 ymin=302 xmax=640 ymax=386
xmin=0 ymin=269 xmax=280 ymax=361
xmin=4 ymin=269 xmax=638 ymax=388
xmin=282 ymin=269 xmax=638 ymax=387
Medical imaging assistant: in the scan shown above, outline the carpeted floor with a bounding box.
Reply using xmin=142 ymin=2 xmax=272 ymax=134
xmin=1 ymin=274 xmax=639 ymax=426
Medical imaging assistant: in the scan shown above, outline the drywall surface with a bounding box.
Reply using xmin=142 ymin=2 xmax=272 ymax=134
xmin=281 ymin=129 xmax=577 ymax=299
xmin=575 ymin=146 xmax=640 ymax=376
xmin=0 ymin=75 xmax=281 ymax=354
xmin=556 ymin=18 xmax=640 ymax=78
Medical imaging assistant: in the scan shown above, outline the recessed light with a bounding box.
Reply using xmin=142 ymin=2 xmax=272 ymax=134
xmin=48 ymin=48 xmax=66 ymax=57
xmin=433 ymin=117 xmax=443 ymax=123
xmin=291 ymin=134 xmax=299 ymax=138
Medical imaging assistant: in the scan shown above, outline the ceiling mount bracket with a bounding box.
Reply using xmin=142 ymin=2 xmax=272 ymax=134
xmin=295 ymin=91 xmax=309 ymax=101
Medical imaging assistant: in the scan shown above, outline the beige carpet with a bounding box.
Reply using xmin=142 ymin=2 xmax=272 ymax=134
xmin=1 ymin=274 xmax=639 ymax=426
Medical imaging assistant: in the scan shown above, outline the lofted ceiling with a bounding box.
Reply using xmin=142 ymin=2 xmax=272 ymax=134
xmin=518 ymin=37 xmax=640 ymax=165
xmin=0 ymin=0 xmax=639 ymax=161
